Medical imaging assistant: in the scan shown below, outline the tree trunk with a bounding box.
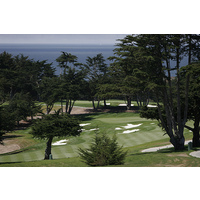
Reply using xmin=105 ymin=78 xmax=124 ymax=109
xmin=192 ymin=115 xmax=200 ymax=147
xmin=104 ymin=98 xmax=107 ymax=108
xmin=65 ymin=100 xmax=69 ymax=113
xmin=47 ymin=104 xmax=53 ymax=114
xmin=193 ymin=130 xmax=200 ymax=147
xmin=97 ymin=98 xmax=100 ymax=109
xmin=44 ymin=136 xmax=53 ymax=160
xmin=127 ymin=96 xmax=131 ymax=110
xmin=68 ymin=99 xmax=75 ymax=115
xmin=61 ymin=98 xmax=63 ymax=113
xmin=92 ymin=99 xmax=96 ymax=110
xmin=188 ymin=34 xmax=192 ymax=65
xmin=170 ymin=136 xmax=185 ymax=150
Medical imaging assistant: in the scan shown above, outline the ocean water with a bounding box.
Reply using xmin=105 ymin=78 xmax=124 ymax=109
xmin=0 ymin=43 xmax=115 ymax=75
xmin=0 ymin=43 xmax=188 ymax=76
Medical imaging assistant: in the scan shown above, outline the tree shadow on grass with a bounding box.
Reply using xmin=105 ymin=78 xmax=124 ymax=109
xmin=157 ymin=146 xmax=189 ymax=153
xmin=106 ymin=106 xmax=140 ymax=113
xmin=75 ymin=112 xmax=103 ymax=122
xmin=0 ymin=161 xmax=22 ymax=165
xmin=2 ymin=135 xmax=22 ymax=140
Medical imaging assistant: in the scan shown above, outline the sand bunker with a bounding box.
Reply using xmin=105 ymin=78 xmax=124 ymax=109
xmin=147 ymin=105 xmax=157 ymax=108
xmin=82 ymin=128 xmax=99 ymax=132
xmin=122 ymin=123 xmax=142 ymax=129
xmin=89 ymin=128 xmax=99 ymax=131
xmin=118 ymin=104 xmax=134 ymax=106
xmin=121 ymin=129 xmax=140 ymax=134
xmin=80 ymin=123 xmax=91 ymax=127
xmin=115 ymin=123 xmax=142 ymax=134
xmin=52 ymin=139 xmax=69 ymax=146
xmin=101 ymin=103 xmax=110 ymax=105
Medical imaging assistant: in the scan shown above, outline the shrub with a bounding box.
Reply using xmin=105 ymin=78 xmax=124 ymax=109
xmin=78 ymin=132 xmax=127 ymax=166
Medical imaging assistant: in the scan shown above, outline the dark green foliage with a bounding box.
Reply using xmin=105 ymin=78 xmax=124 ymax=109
xmin=30 ymin=110 xmax=81 ymax=159
xmin=59 ymin=67 xmax=86 ymax=114
xmin=31 ymin=111 xmax=81 ymax=140
xmin=180 ymin=62 xmax=200 ymax=146
xmin=56 ymin=52 xmax=78 ymax=70
xmin=140 ymin=106 xmax=160 ymax=121
xmin=0 ymin=105 xmax=16 ymax=142
xmin=108 ymin=35 xmax=151 ymax=109
xmin=84 ymin=54 xmax=108 ymax=109
xmin=39 ymin=77 xmax=60 ymax=114
xmin=56 ymin=52 xmax=86 ymax=114
xmin=78 ymin=132 xmax=127 ymax=166
xmin=8 ymin=92 xmax=42 ymax=125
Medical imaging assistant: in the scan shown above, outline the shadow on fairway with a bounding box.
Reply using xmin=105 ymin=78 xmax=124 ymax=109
xmin=106 ymin=106 xmax=140 ymax=113
xmin=0 ymin=161 xmax=22 ymax=165
xmin=157 ymin=146 xmax=188 ymax=153
xmin=76 ymin=112 xmax=103 ymax=122
xmin=2 ymin=135 xmax=22 ymax=140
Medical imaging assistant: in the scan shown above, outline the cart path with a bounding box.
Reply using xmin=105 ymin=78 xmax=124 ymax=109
xmin=141 ymin=140 xmax=192 ymax=153
xmin=142 ymin=140 xmax=200 ymax=158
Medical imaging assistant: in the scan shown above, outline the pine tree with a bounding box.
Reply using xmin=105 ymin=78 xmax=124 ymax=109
xmin=78 ymin=132 xmax=127 ymax=166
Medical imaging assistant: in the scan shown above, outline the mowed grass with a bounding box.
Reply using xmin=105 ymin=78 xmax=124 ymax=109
xmin=0 ymin=111 xmax=195 ymax=166
xmin=1 ymin=140 xmax=199 ymax=167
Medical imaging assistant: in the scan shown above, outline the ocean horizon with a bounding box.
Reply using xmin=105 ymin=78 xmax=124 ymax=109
xmin=0 ymin=43 xmax=188 ymax=76
xmin=0 ymin=43 xmax=116 ymax=75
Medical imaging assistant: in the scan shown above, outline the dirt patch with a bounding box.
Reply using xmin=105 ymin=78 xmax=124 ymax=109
xmin=167 ymin=153 xmax=189 ymax=157
xmin=70 ymin=107 xmax=93 ymax=115
xmin=155 ymin=163 xmax=186 ymax=167
xmin=0 ymin=140 xmax=20 ymax=154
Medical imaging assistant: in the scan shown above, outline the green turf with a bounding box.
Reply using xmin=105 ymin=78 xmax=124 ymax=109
xmin=0 ymin=112 xmax=194 ymax=166
xmin=0 ymin=140 xmax=198 ymax=167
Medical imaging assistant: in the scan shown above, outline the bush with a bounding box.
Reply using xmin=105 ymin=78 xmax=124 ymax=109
xmin=78 ymin=132 xmax=127 ymax=166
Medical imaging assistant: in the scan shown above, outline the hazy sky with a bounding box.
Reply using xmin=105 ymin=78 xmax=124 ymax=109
xmin=0 ymin=34 xmax=127 ymax=45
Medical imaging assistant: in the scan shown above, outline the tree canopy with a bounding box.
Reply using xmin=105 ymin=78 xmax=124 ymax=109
xmin=30 ymin=110 xmax=81 ymax=159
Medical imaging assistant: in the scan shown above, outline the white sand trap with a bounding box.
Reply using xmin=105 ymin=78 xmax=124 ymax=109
xmin=118 ymin=104 xmax=134 ymax=106
xmin=122 ymin=123 xmax=142 ymax=129
xmin=89 ymin=128 xmax=99 ymax=131
xmin=115 ymin=127 xmax=122 ymax=130
xmin=79 ymin=123 xmax=91 ymax=127
xmin=147 ymin=105 xmax=157 ymax=108
xmin=52 ymin=139 xmax=69 ymax=146
xmin=118 ymin=129 xmax=140 ymax=134
xmin=101 ymin=103 xmax=110 ymax=105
